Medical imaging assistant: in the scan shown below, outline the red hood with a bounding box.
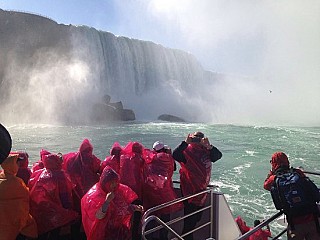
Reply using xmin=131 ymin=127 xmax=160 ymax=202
xmin=99 ymin=166 xmax=119 ymax=193
xmin=271 ymin=152 xmax=289 ymax=172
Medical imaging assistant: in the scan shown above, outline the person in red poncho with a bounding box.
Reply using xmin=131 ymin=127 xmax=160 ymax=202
xmin=81 ymin=166 xmax=143 ymax=240
xmin=10 ymin=151 xmax=32 ymax=185
xmin=28 ymin=149 xmax=51 ymax=192
xmin=235 ymin=217 xmax=271 ymax=240
xmin=143 ymin=141 xmax=183 ymax=240
xmin=248 ymin=220 xmax=271 ymax=240
xmin=118 ymin=142 xmax=146 ymax=239
xmin=100 ymin=142 xmax=123 ymax=174
xmin=173 ymin=132 xmax=222 ymax=240
xmin=63 ymin=139 xmax=101 ymax=199
xmin=0 ymin=154 xmax=38 ymax=240
xmin=31 ymin=149 xmax=51 ymax=173
xmin=235 ymin=216 xmax=250 ymax=235
xmin=119 ymin=142 xmax=145 ymax=202
xmin=63 ymin=139 xmax=101 ymax=239
xmin=29 ymin=153 xmax=79 ymax=239
xmin=264 ymin=152 xmax=320 ymax=240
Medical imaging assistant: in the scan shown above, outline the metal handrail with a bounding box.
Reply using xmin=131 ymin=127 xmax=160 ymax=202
xmin=143 ymin=205 xmax=210 ymax=236
xmin=296 ymin=167 xmax=320 ymax=177
xmin=181 ymin=221 xmax=212 ymax=239
xmin=236 ymin=211 xmax=285 ymax=240
xmin=142 ymin=215 xmax=183 ymax=240
xmin=142 ymin=188 xmax=214 ymax=222
xmin=141 ymin=183 xmax=287 ymax=240
xmin=272 ymin=228 xmax=287 ymax=240
xmin=141 ymin=186 xmax=217 ymax=240
xmin=302 ymin=170 xmax=320 ymax=176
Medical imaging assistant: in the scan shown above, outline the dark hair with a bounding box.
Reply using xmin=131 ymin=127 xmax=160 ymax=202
xmin=193 ymin=131 xmax=204 ymax=138
xmin=254 ymin=220 xmax=261 ymax=227
xmin=111 ymin=147 xmax=122 ymax=156
xmin=132 ymin=142 xmax=143 ymax=154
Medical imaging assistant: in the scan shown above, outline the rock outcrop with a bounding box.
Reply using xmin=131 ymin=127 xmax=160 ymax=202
xmin=157 ymin=114 xmax=185 ymax=123
xmin=91 ymin=95 xmax=135 ymax=122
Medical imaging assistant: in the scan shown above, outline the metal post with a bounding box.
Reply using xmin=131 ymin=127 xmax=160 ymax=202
xmin=210 ymin=188 xmax=214 ymax=239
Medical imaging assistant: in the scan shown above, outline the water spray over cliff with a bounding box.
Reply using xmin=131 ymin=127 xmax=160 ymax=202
xmin=0 ymin=10 xmax=219 ymax=124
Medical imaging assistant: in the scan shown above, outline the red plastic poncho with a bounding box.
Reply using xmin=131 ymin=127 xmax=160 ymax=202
xmin=248 ymin=228 xmax=271 ymax=240
xmin=28 ymin=168 xmax=43 ymax=191
xmin=143 ymin=150 xmax=182 ymax=215
xmin=63 ymin=139 xmax=101 ymax=198
xmin=119 ymin=142 xmax=145 ymax=201
xmin=11 ymin=151 xmax=32 ymax=185
xmin=31 ymin=149 xmax=51 ymax=173
xmin=29 ymin=154 xmax=78 ymax=235
xmin=100 ymin=142 xmax=123 ymax=174
xmin=81 ymin=167 xmax=138 ymax=240
xmin=179 ymin=143 xmax=212 ymax=206
xmin=235 ymin=216 xmax=250 ymax=235
xmin=263 ymin=152 xmax=292 ymax=191
xmin=0 ymin=154 xmax=38 ymax=239
xmin=270 ymin=152 xmax=289 ymax=172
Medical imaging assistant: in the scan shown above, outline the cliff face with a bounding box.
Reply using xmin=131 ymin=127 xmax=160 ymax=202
xmin=0 ymin=9 xmax=219 ymax=124
xmin=0 ymin=10 xmax=71 ymax=82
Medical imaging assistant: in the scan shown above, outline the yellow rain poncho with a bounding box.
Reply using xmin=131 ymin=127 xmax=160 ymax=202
xmin=0 ymin=154 xmax=37 ymax=240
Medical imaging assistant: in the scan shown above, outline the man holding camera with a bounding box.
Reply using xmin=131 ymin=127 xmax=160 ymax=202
xmin=172 ymin=131 xmax=222 ymax=240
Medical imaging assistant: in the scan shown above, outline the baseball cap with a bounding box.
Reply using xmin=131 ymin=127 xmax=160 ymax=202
xmin=153 ymin=141 xmax=165 ymax=151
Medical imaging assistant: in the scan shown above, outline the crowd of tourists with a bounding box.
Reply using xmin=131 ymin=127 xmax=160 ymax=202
xmin=0 ymin=123 xmax=222 ymax=240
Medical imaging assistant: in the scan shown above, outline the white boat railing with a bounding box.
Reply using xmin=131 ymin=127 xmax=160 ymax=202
xmin=141 ymin=182 xmax=289 ymax=240
xmin=141 ymin=183 xmax=241 ymax=240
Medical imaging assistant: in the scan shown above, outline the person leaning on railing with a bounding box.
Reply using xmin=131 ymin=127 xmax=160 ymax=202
xmin=248 ymin=220 xmax=271 ymax=240
xmin=264 ymin=152 xmax=320 ymax=240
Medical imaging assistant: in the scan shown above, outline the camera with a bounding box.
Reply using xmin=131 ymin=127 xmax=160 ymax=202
xmin=191 ymin=137 xmax=201 ymax=142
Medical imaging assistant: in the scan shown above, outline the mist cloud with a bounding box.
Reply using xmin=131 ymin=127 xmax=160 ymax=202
xmin=114 ymin=0 xmax=320 ymax=126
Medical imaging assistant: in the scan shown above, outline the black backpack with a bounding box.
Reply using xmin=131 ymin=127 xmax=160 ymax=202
xmin=271 ymin=168 xmax=320 ymax=227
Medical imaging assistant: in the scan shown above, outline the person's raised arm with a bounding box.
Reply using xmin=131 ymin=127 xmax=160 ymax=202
xmin=172 ymin=134 xmax=192 ymax=163
xmin=201 ymin=137 xmax=222 ymax=162
xmin=172 ymin=141 xmax=187 ymax=163
xmin=95 ymin=191 xmax=115 ymax=219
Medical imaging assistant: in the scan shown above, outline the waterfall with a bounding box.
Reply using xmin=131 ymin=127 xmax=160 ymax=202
xmin=0 ymin=10 xmax=220 ymax=124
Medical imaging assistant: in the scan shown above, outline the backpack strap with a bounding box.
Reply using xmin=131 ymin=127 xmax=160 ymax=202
xmin=274 ymin=168 xmax=298 ymax=230
xmin=274 ymin=166 xmax=291 ymax=176
xmin=313 ymin=213 xmax=320 ymax=233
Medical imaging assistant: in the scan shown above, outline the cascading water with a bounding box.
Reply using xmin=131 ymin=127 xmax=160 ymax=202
xmin=69 ymin=25 xmax=221 ymax=121
xmin=0 ymin=10 xmax=220 ymax=124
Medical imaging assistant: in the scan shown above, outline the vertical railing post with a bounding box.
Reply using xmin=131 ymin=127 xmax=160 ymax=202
xmin=210 ymin=188 xmax=214 ymax=239
xmin=214 ymin=192 xmax=219 ymax=240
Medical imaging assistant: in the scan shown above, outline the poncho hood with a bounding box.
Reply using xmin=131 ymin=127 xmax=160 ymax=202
xmin=271 ymin=152 xmax=290 ymax=172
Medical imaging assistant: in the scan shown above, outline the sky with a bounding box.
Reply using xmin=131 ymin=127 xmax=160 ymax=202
xmin=1 ymin=0 xmax=320 ymax=125
xmin=0 ymin=0 xmax=317 ymax=75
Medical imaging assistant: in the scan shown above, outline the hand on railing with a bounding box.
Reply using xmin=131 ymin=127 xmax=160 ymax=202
xmin=130 ymin=204 xmax=144 ymax=213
